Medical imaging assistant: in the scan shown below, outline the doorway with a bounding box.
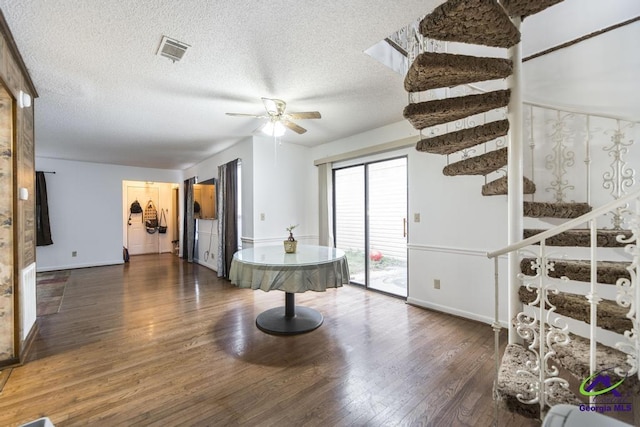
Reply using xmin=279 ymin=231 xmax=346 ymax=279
xmin=123 ymin=180 xmax=179 ymax=257
xmin=333 ymin=157 xmax=408 ymax=297
xmin=126 ymin=185 xmax=160 ymax=255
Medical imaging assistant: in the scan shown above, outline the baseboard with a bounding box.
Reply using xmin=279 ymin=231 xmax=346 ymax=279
xmin=0 ymin=367 xmax=12 ymax=393
xmin=406 ymin=297 xmax=509 ymax=328
xmin=195 ymin=258 xmax=217 ymax=272
xmin=36 ymin=259 xmax=124 ymax=273
xmin=0 ymin=357 xmax=19 ymax=370
xmin=19 ymin=320 xmax=39 ymax=364
xmin=0 ymin=320 xmax=40 ymax=372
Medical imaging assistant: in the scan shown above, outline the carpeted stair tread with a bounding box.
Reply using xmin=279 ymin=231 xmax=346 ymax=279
xmin=404 ymin=52 xmax=513 ymax=92
xmin=482 ymin=175 xmax=536 ymax=196
xmin=518 ymin=287 xmax=633 ymax=335
xmin=497 ymin=343 xmax=581 ymax=419
xmin=404 ymin=89 xmax=511 ymax=130
xmin=416 ymin=120 xmax=509 ymax=155
xmin=443 ymin=147 xmax=507 ymax=176
xmin=419 ymin=0 xmax=521 ymax=48
xmin=554 ymin=333 xmax=639 ymax=394
xmin=523 ymin=201 xmax=592 ymax=219
xmin=500 ymin=0 xmax=564 ymax=18
xmin=520 ymin=257 xmax=631 ymax=285
xmin=523 ymin=229 xmax=633 ymax=248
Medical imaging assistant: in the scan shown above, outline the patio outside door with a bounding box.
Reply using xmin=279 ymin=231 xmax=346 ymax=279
xmin=334 ymin=157 xmax=408 ymax=297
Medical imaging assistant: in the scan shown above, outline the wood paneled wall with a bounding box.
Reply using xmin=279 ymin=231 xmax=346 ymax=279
xmin=0 ymin=8 xmax=37 ymax=367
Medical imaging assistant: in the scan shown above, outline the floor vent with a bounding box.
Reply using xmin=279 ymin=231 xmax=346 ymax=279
xmin=157 ymin=36 xmax=190 ymax=63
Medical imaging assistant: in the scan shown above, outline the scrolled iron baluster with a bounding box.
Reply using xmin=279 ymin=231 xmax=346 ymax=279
xmin=603 ymin=121 xmax=636 ymax=229
xmin=545 ymin=111 xmax=576 ymax=202
xmin=614 ymin=204 xmax=640 ymax=378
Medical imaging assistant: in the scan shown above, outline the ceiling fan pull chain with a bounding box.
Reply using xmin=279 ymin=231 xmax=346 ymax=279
xmin=273 ymin=133 xmax=278 ymax=165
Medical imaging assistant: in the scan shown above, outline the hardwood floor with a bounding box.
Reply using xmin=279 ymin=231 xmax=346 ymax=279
xmin=0 ymin=254 xmax=537 ymax=426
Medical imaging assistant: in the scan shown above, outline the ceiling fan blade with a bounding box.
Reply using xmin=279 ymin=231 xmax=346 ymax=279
xmin=262 ymin=97 xmax=286 ymax=116
xmin=286 ymin=111 xmax=321 ymax=120
xmin=282 ymin=120 xmax=307 ymax=134
xmin=225 ymin=112 xmax=267 ymax=118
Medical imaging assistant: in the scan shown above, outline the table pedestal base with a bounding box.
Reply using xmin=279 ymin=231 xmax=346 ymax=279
xmin=256 ymin=292 xmax=323 ymax=335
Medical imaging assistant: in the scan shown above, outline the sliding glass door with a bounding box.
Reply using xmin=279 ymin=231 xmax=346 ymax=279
xmin=334 ymin=157 xmax=407 ymax=297
xmin=334 ymin=165 xmax=366 ymax=284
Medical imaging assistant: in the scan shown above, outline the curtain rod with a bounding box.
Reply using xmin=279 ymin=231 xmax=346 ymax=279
xmin=37 ymin=171 xmax=56 ymax=174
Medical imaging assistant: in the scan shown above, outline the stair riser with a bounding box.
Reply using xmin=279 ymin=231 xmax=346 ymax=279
xmin=523 ymin=229 xmax=633 ymax=248
xmin=482 ymin=176 xmax=536 ymax=196
xmin=518 ymin=287 xmax=632 ymax=335
xmin=403 ymin=89 xmax=511 ymax=130
xmin=416 ymin=119 xmax=509 ymax=155
xmin=520 ymin=258 xmax=631 ymax=285
xmin=420 ymin=0 xmax=521 ymax=48
xmin=443 ymin=147 xmax=507 ymax=176
xmin=524 ymin=202 xmax=592 ymax=219
xmin=405 ymin=53 xmax=513 ymax=93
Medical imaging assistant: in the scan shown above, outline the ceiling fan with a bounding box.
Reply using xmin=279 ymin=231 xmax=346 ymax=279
xmin=226 ymin=98 xmax=321 ymax=136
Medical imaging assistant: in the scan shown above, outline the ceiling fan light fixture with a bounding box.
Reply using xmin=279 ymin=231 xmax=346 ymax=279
xmin=261 ymin=120 xmax=286 ymax=137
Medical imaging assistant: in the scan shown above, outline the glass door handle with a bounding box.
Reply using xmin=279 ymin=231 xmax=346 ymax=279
xmin=403 ymin=218 xmax=407 ymax=237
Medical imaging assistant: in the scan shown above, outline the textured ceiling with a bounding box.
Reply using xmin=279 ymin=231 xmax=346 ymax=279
xmin=0 ymin=0 xmax=444 ymax=169
xmin=0 ymin=0 xmax=638 ymax=170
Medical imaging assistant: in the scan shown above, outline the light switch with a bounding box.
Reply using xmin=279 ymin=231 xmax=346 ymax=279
xmin=414 ymin=213 xmax=420 ymax=222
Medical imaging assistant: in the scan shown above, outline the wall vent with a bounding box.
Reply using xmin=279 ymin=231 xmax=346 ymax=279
xmin=157 ymin=36 xmax=190 ymax=63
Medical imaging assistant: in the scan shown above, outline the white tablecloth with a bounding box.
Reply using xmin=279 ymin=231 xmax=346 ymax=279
xmin=229 ymin=245 xmax=350 ymax=293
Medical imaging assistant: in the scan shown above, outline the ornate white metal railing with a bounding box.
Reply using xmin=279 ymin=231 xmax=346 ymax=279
xmin=524 ymin=104 xmax=638 ymax=228
xmin=445 ymin=85 xmax=640 ymax=207
xmin=417 ymin=79 xmax=639 ymax=211
xmin=487 ymin=188 xmax=640 ymax=420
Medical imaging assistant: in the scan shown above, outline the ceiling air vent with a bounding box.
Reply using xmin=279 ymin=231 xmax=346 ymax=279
xmin=157 ymin=36 xmax=190 ymax=62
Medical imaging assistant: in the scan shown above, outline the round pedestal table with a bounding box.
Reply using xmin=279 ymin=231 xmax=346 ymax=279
xmin=229 ymin=245 xmax=349 ymax=335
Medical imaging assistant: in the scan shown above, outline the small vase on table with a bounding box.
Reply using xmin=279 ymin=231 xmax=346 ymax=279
xmin=284 ymin=224 xmax=298 ymax=253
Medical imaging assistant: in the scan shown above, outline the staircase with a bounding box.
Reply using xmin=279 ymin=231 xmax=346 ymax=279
xmin=402 ymin=0 xmax=639 ymax=424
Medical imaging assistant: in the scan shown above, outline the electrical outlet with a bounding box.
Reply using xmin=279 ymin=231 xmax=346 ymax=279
xmin=414 ymin=213 xmax=420 ymax=222
xmin=434 ymin=279 xmax=440 ymax=289
xmin=72 ymin=251 xmax=77 ymax=257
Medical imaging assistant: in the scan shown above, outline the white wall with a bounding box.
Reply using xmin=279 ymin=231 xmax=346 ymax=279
xmin=251 ymin=137 xmax=316 ymax=246
xmin=183 ymin=136 xmax=316 ymax=258
xmin=35 ymin=157 xmax=181 ymax=271
xmin=311 ymin=120 xmax=510 ymax=325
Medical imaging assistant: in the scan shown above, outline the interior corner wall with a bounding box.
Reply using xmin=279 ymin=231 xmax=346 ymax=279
xmin=34 ymin=157 xmax=181 ymax=272
xmin=311 ymin=120 xmax=510 ymax=325
xmin=182 ymin=137 xmax=254 ymax=258
xmin=182 ymin=136 xmax=315 ymax=258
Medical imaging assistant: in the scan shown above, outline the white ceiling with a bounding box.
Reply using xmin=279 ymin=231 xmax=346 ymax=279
xmin=0 ymin=0 xmax=638 ymax=170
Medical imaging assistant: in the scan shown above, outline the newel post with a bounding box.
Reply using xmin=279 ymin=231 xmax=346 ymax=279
xmin=507 ymin=17 xmax=524 ymax=344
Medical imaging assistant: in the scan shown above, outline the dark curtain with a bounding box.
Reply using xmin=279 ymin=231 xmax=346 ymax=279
xmin=182 ymin=177 xmax=196 ymax=262
xmin=217 ymin=159 xmax=238 ymax=279
xmin=36 ymin=171 xmax=53 ymax=246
